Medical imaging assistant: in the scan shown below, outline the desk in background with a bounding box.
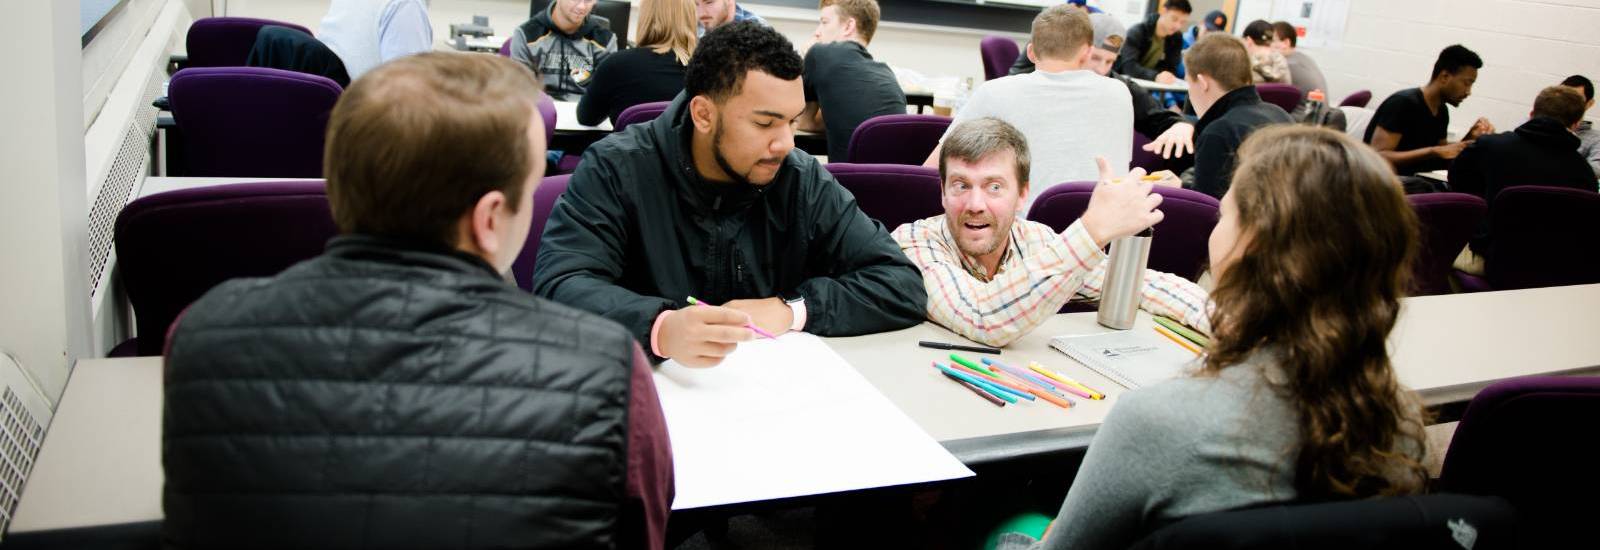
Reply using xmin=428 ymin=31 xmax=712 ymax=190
xmin=13 ymin=284 xmax=1600 ymax=536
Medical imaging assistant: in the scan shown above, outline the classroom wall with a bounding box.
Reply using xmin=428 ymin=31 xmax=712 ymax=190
xmin=1295 ymin=0 xmax=1600 ymax=135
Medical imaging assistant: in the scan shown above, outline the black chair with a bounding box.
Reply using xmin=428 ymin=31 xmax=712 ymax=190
xmin=1128 ymin=494 xmax=1517 ymax=550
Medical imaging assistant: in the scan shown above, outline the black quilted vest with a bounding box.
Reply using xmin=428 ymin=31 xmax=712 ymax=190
xmin=162 ymin=236 xmax=635 ymax=549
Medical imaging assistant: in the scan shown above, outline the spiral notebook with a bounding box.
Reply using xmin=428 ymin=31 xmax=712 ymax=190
xmin=1049 ymin=330 xmax=1200 ymax=389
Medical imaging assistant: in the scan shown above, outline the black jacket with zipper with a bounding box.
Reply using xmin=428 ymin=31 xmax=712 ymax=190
xmin=532 ymin=92 xmax=927 ymax=358
xmin=1116 ymin=14 xmax=1185 ymax=81
xmin=1449 ymin=116 xmax=1597 ymax=255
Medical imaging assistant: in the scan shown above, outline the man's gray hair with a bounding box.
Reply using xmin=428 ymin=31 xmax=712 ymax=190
xmin=938 ymin=117 xmax=1032 ymax=188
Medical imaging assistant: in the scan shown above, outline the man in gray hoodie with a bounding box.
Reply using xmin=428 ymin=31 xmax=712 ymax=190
xmin=511 ymin=0 xmax=618 ymax=100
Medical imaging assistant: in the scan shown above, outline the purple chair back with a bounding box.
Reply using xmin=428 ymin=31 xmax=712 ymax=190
xmin=537 ymin=93 xmax=557 ymax=145
xmin=1255 ymin=83 xmax=1303 ymax=113
xmin=615 ymin=101 xmax=671 ymax=132
xmin=499 ymin=37 xmax=513 ymax=57
xmin=186 ymin=17 xmax=313 ymax=68
xmin=845 ymin=114 xmax=952 ymax=165
xmin=1338 ymin=89 xmax=1372 ymax=108
xmin=1131 ymin=132 xmax=1165 ymax=173
xmin=980 ymin=36 xmax=1020 ymax=81
xmin=114 ymin=181 xmax=337 ymax=356
xmin=168 ymin=67 xmax=342 ymax=178
xmin=1484 ymin=186 xmax=1600 ymax=290
xmin=511 ymin=174 xmax=573 ymax=291
xmin=824 ymin=163 xmax=943 ymax=232
xmin=1029 ymin=182 xmax=1220 ymax=282
xmin=1406 ymin=193 xmax=1486 ymax=296
xmin=1439 ymin=376 xmax=1600 ymax=547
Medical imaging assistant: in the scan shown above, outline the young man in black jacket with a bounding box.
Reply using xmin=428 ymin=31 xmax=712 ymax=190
xmin=163 ymin=53 xmax=673 ymax=548
xmin=533 ymin=22 xmax=926 ymax=368
xmin=1184 ymin=33 xmax=1293 ymax=199
xmin=1450 ymin=86 xmax=1597 ymax=275
xmin=1116 ymin=0 xmax=1190 ymax=84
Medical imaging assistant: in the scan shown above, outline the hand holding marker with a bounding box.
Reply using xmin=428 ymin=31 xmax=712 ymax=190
xmin=686 ymin=296 xmax=777 ymax=339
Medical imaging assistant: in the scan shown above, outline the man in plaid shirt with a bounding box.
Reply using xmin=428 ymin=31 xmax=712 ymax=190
xmin=893 ymin=118 xmax=1210 ymax=347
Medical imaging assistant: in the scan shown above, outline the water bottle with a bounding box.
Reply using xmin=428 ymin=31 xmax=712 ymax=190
xmin=952 ymin=77 xmax=974 ymax=114
xmin=1097 ymin=228 xmax=1153 ymax=330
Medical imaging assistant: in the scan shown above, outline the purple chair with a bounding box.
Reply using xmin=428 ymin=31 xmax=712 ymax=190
xmin=1255 ymin=83 xmax=1303 ymax=114
xmin=1131 ymin=132 xmax=1164 ymax=173
xmin=1339 ymin=89 xmax=1372 ymax=108
xmin=1483 ymin=186 xmax=1600 ymax=290
xmin=1439 ymin=376 xmax=1600 ymax=548
xmin=1406 ymin=193 xmax=1486 ymax=296
xmin=186 ymin=17 xmax=313 ymax=68
xmin=980 ymin=36 xmax=1020 ymax=81
xmin=113 ymin=181 xmax=337 ymax=356
xmin=824 ymin=163 xmax=943 ymax=232
xmin=1028 ymin=182 xmax=1220 ymax=282
xmin=499 ymin=37 xmax=513 ymax=57
xmin=168 ymin=67 xmax=342 ymax=178
xmin=615 ymin=101 xmax=671 ymax=132
xmin=845 ymin=114 xmax=952 ymax=165
xmin=537 ymin=93 xmax=557 ymax=146
xmin=510 ymin=174 xmax=573 ymax=291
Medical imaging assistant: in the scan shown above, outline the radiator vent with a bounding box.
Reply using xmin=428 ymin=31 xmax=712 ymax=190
xmin=87 ymin=69 xmax=162 ymax=297
xmin=0 ymin=352 xmax=50 ymax=540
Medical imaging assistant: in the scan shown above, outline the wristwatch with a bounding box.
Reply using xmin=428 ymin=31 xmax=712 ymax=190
xmin=781 ymin=290 xmax=806 ymax=332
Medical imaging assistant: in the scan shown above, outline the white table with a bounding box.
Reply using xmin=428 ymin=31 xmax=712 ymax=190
xmin=1419 ymin=169 xmax=1449 ymax=183
xmin=553 ymin=100 xmax=613 ymax=133
xmin=13 ymin=284 xmax=1600 ymax=533
xmin=1131 ymin=77 xmax=1189 ymax=93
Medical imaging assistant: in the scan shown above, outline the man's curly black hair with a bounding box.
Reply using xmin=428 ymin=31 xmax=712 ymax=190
xmin=684 ymin=21 xmax=803 ymax=103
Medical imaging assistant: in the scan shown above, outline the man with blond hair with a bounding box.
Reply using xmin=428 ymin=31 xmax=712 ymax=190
xmin=162 ymin=52 xmax=673 ymax=548
xmin=799 ymin=0 xmax=906 ymax=160
xmin=924 ymin=4 xmax=1132 ymax=209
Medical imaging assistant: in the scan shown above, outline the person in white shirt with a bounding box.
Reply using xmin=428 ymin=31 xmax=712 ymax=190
xmin=318 ymin=0 xmax=434 ymax=81
xmin=923 ymin=4 xmax=1132 ymax=210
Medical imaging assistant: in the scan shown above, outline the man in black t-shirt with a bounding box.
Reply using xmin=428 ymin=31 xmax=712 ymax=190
xmin=1365 ymin=44 xmax=1495 ymax=176
xmin=799 ymin=0 xmax=906 ymax=161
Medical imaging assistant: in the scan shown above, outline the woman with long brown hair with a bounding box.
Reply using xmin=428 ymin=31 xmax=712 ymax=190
xmin=998 ymin=125 xmax=1429 ymax=550
xmin=576 ymin=0 xmax=699 ymax=126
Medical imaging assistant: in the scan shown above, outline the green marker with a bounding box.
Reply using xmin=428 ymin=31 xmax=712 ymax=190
xmin=948 ymin=353 xmax=993 ymax=375
xmin=1153 ymin=316 xmax=1209 ymax=347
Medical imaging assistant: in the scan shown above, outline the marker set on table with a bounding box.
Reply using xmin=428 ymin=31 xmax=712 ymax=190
xmin=930 ymin=352 xmax=1105 ymax=410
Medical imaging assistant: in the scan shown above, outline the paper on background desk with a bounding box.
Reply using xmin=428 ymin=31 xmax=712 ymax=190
xmin=654 ymin=333 xmax=974 ymax=510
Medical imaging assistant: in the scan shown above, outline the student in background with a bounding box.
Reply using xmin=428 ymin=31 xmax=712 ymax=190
xmin=534 ymin=23 xmax=926 ymax=368
xmin=162 ymin=53 xmax=673 ymax=549
xmin=1181 ymin=9 xmax=1227 ymax=49
xmin=1013 ymin=14 xmax=1197 ymax=162
xmin=1116 ymin=0 xmax=1191 ymax=84
xmin=313 ymin=0 xmax=432 ymax=82
xmin=1271 ymin=20 xmax=1328 ymax=97
xmin=696 ymin=0 xmax=767 ymax=35
xmin=996 ymin=125 xmax=1429 ymax=550
xmin=894 ymin=118 xmax=1208 ymax=347
xmin=1184 ymin=34 xmax=1293 ymax=198
xmin=1450 ymin=86 xmax=1596 ymax=275
xmin=511 ymin=0 xmax=619 ymax=101
xmin=1561 ymin=74 xmax=1600 ymax=178
xmin=1364 ymin=45 xmax=1494 ymax=176
xmin=1007 ymin=0 xmax=1098 ymax=75
xmin=578 ymin=0 xmax=697 ymax=126
xmin=798 ymin=0 xmax=905 ymax=161
xmin=924 ymin=5 xmax=1134 ymax=208
xmin=1240 ymin=20 xmax=1290 ymax=85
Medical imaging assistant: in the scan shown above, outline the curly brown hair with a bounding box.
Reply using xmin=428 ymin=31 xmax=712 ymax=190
xmin=1203 ymin=125 xmax=1430 ymax=501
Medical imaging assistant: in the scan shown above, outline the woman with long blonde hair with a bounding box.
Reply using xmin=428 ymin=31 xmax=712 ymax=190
xmin=996 ymin=126 xmax=1430 ymax=550
xmin=576 ymin=0 xmax=699 ymax=126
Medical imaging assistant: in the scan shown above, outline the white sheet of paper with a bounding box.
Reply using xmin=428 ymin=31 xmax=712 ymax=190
xmin=654 ymin=333 xmax=974 ymax=510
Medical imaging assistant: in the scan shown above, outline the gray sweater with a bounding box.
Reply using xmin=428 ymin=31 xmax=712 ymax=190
xmin=1002 ymin=356 xmax=1426 ymax=550
xmin=1004 ymin=359 xmax=1302 ymax=550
